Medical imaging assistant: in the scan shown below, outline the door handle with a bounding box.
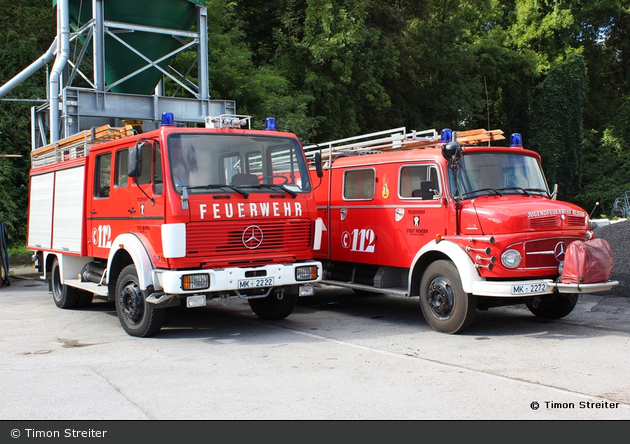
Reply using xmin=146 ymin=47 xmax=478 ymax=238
xmin=91 ymin=209 xmax=97 ymax=214
xmin=128 ymin=208 xmax=136 ymax=213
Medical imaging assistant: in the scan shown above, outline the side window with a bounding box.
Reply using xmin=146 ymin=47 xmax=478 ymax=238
xmin=343 ymin=168 xmax=375 ymax=200
xmin=400 ymin=165 xmax=441 ymax=199
xmin=137 ymin=143 xmax=153 ymax=185
xmin=95 ymin=152 xmax=111 ymax=198
xmin=154 ymin=143 xmax=163 ymax=195
xmin=115 ymin=148 xmax=128 ymax=188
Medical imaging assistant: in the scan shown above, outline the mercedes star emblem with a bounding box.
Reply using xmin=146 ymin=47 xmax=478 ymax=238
xmin=554 ymin=241 xmax=568 ymax=262
xmin=242 ymin=225 xmax=264 ymax=249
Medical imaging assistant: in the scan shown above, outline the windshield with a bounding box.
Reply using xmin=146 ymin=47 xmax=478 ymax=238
xmin=448 ymin=152 xmax=549 ymax=199
xmin=167 ymin=133 xmax=311 ymax=195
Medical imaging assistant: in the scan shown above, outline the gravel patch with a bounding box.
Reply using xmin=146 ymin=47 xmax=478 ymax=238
xmin=593 ymin=219 xmax=629 ymax=298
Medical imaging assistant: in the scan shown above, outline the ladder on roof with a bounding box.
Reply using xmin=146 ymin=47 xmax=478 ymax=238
xmin=303 ymin=127 xmax=505 ymax=163
xmin=31 ymin=124 xmax=134 ymax=168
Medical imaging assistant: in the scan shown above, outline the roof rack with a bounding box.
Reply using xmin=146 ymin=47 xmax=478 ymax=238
xmin=31 ymin=124 xmax=134 ymax=168
xmin=304 ymin=127 xmax=505 ymax=164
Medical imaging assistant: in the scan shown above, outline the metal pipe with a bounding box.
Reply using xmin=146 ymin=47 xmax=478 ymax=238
xmin=49 ymin=0 xmax=70 ymax=143
xmin=0 ymin=39 xmax=57 ymax=99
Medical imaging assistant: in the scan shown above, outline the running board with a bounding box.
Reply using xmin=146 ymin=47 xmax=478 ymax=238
xmin=320 ymin=280 xmax=409 ymax=297
xmin=64 ymin=279 xmax=109 ymax=297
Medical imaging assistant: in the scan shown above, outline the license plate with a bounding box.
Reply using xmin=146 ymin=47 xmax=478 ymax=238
xmin=511 ymin=283 xmax=547 ymax=295
xmin=238 ymin=277 xmax=274 ymax=289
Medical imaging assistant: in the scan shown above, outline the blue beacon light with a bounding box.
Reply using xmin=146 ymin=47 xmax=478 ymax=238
xmin=440 ymin=128 xmax=453 ymax=143
xmin=510 ymin=133 xmax=522 ymax=147
xmin=264 ymin=117 xmax=277 ymax=131
xmin=162 ymin=112 xmax=174 ymax=127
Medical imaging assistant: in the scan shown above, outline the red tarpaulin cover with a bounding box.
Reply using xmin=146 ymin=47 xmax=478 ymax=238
xmin=561 ymin=238 xmax=614 ymax=284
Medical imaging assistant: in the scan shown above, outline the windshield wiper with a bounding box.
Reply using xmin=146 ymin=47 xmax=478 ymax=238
xmin=496 ymin=187 xmax=531 ymax=196
xmin=247 ymin=183 xmax=298 ymax=198
xmin=458 ymin=188 xmax=503 ymax=199
xmin=523 ymin=188 xmax=550 ymax=197
xmin=181 ymin=183 xmax=249 ymax=198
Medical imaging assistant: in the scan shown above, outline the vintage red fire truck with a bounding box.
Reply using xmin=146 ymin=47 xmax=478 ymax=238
xmin=305 ymin=127 xmax=618 ymax=334
xmin=27 ymin=113 xmax=322 ymax=337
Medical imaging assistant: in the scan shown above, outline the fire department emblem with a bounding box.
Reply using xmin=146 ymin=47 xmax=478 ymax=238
xmin=414 ymin=216 xmax=420 ymax=227
xmin=554 ymin=241 xmax=568 ymax=262
xmin=242 ymin=225 xmax=264 ymax=249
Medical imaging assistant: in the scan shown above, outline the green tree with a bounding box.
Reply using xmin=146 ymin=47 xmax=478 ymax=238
xmin=528 ymin=54 xmax=588 ymax=202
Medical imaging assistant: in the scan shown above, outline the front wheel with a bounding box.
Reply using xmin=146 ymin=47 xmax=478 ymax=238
xmin=526 ymin=294 xmax=578 ymax=319
xmin=419 ymin=260 xmax=476 ymax=334
xmin=115 ymin=264 xmax=164 ymax=337
xmin=248 ymin=289 xmax=298 ymax=320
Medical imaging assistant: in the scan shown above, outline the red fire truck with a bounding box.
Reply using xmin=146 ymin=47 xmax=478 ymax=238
xmin=305 ymin=127 xmax=618 ymax=334
xmin=27 ymin=113 xmax=322 ymax=337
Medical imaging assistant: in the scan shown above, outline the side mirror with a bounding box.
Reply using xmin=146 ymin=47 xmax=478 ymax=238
xmin=420 ymin=180 xmax=434 ymax=200
xmin=129 ymin=140 xmax=151 ymax=178
xmin=314 ymin=152 xmax=323 ymax=178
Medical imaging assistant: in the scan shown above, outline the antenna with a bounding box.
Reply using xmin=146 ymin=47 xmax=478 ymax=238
xmin=484 ymin=76 xmax=490 ymax=144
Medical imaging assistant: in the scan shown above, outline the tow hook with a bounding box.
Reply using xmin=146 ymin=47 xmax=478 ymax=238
xmin=532 ymin=296 xmax=541 ymax=309
xmin=276 ymin=288 xmax=285 ymax=301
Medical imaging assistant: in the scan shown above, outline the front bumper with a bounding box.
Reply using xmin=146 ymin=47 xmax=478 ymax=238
xmin=152 ymin=261 xmax=322 ymax=295
xmin=471 ymin=279 xmax=619 ymax=298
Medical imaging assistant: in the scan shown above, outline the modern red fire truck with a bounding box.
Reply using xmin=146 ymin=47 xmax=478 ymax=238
xmin=27 ymin=113 xmax=322 ymax=337
xmin=305 ymin=127 xmax=617 ymax=334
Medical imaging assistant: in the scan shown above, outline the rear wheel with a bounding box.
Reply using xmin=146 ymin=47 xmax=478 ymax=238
xmin=51 ymin=258 xmax=79 ymax=309
xmin=248 ymin=289 xmax=298 ymax=320
xmin=115 ymin=264 xmax=164 ymax=337
xmin=419 ymin=260 xmax=476 ymax=334
xmin=526 ymin=294 xmax=578 ymax=319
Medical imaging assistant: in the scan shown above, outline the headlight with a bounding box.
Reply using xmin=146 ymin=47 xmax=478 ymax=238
xmin=501 ymin=249 xmax=522 ymax=269
xmin=295 ymin=265 xmax=319 ymax=281
xmin=181 ymin=274 xmax=210 ymax=290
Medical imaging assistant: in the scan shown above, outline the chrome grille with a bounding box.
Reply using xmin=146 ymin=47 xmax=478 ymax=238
xmin=186 ymin=219 xmax=312 ymax=257
xmin=524 ymin=237 xmax=581 ymax=268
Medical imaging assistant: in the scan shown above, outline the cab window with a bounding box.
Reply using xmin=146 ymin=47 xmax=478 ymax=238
xmin=95 ymin=152 xmax=111 ymax=198
xmin=343 ymin=168 xmax=375 ymax=200
xmin=115 ymin=149 xmax=128 ymax=188
xmin=399 ymin=165 xmax=441 ymax=199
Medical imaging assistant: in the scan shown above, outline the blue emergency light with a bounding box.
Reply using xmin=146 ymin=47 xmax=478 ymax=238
xmin=265 ymin=117 xmax=277 ymax=131
xmin=440 ymin=128 xmax=453 ymax=143
xmin=162 ymin=112 xmax=174 ymax=127
xmin=510 ymin=133 xmax=522 ymax=147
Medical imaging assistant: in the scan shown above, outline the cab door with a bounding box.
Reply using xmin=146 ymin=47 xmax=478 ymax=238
xmin=328 ymin=166 xmax=377 ymax=265
xmin=394 ymin=162 xmax=448 ymax=268
xmin=128 ymin=140 xmax=165 ymax=262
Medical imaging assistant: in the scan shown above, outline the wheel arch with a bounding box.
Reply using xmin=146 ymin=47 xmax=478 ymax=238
xmin=106 ymin=233 xmax=155 ymax=298
xmin=409 ymin=239 xmax=482 ymax=295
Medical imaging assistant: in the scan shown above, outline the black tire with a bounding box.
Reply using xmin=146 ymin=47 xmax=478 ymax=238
xmin=248 ymin=289 xmax=298 ymax=320
xmin=51 ymin=258 xmax=79 ymax=309
xmin=115 ymin=264 xmax=165 ymax=337
xmin=419 ymin=260 xmax=477 ymax=334
xmin=526 ymin=294 xmax=578 ymax=319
